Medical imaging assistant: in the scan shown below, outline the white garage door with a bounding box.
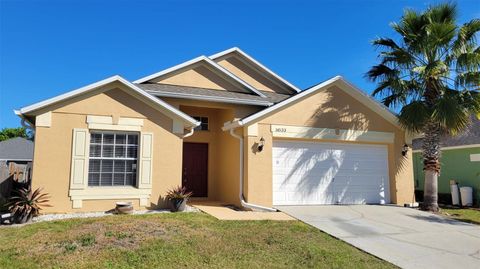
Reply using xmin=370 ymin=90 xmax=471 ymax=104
xmin=273 ymin=140 xmax=390 ymax=205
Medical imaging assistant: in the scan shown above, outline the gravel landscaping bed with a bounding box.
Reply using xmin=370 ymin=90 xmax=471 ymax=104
xmin=34 ymin=205 xmax=199 ymax=223
xmin=0 ymin=206 xmax=199 ymax=226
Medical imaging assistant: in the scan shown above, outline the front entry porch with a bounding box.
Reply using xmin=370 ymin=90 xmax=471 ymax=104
xmin=172 ymin=103 xmax=249 ymax=206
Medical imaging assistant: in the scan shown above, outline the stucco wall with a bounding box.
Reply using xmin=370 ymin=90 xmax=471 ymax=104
xmin=32 ymin=86 xmax=183 ymax=213
xmin=243 ymin=85 xmax=415 ymax=206
xmin=162 ymin=97 xmax=261 ymax=120
xmin=152 ymin=64 xmax=250 ymax=95
xmin=216 ymin=57 xmax=290 ymax=94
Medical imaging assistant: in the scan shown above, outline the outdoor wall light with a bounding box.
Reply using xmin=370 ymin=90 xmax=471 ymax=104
xmin=257 ymin=137 xmax=265 ymax=152
xmin=402 ymin=144 xmax=409 ymax=156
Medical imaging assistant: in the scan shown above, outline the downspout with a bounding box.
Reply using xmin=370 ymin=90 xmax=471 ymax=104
xmin=182 ymin=127 xmax=195 ymax=138
xmin=15 ymin=110 xmax=35 ymax=137
xmin=229 ymin=128 xmax=277 ymax=212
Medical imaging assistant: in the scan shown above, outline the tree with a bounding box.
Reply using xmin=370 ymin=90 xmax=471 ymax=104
xmin=0 ymin=127 xmax=32 ymax=142
xmin=367 ymin=3 xmax=480 ymax=212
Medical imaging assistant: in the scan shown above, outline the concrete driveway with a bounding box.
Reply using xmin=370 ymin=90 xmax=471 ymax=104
xmin=277 ymin=205 xmax=480 ymax=269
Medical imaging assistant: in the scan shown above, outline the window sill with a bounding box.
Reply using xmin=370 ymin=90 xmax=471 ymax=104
xmin=69 ymin=187 xmax=151 ymax=209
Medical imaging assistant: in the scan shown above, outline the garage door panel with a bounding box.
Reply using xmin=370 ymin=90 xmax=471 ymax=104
xmin=334 ymin=169 xmax=388 ymax=178
xmin=273 ymin=191 xmax=288 ymax=203
xmin=273 ymin=155 xmax=337 ymax=168
xmin=274 ymin=175 xmax=333 ymax=190
xmin=337 ymin=188 xmax=388 ymax=204
xmin=274 ymin=190 xmax=335 ymax=205
xmin=273 ymin=164 xmax=340 ymax=178
xmin=272 ymin=140 xmax=390 ymax=205
xmin=333 ymin=173 xmax=386 ymax=181
xmin=337 ymin=157 xmax=387 ymax=167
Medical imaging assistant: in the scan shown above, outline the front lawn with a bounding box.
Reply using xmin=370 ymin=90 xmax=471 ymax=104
xmin=440 ymin=207 xmax=480 ymax=225
xmin=0 ymin=213 xmax=395 ymax=269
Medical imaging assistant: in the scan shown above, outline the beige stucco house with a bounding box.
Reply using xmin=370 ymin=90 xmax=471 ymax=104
xmin=16 ymin=47 xmax=415 ymax=213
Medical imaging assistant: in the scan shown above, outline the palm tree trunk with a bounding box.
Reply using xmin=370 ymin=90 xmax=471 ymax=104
xmin=421 ymin=121 xmax=441 ymax=212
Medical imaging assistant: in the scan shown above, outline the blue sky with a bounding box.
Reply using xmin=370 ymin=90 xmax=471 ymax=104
xmin=1 ymin=0 xmax=479 ymax=128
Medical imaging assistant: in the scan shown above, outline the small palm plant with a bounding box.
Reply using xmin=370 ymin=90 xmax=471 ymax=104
xmin=367 ymin=3 xmax=480 ymax=211
xmin=165 ymin=186 xmax=192 ymax=212
xmin=7 ymin=188 xmax=51 ymax=223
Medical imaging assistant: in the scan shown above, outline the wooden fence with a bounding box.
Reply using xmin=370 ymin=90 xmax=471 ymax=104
xmin=0 ymin=161 xmax=32 ymax=200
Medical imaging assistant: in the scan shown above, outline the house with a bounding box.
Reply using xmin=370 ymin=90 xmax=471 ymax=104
xmin=0 ymin=137 xmax=33 ymax=164
xmin=15 ymin=47 xmax=415 ymax=213
xmin=413 ymin=116 xmax=480 ymax=205
xmin=0 ymin=137 xmax=34 ymax=199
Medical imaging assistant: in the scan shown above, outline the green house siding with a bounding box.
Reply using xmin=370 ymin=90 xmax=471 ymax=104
xmin=413 ymin=146 xmax=480 ymax=204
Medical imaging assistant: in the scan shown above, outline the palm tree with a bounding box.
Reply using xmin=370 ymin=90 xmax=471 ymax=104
xmin=367 ymin=3 xmax=480 ymax=212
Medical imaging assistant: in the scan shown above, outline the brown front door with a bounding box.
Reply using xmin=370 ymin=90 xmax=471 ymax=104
xmin=182 ymin=142 xmax=208 ymax=197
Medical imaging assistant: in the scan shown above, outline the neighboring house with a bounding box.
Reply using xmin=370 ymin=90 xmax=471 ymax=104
xmin=413 ymin=116 xmax=480 ymax=205
xmin=0 ymin=137 xmax=34 ymax=199
xmin=0 ymin=137 xmax=33 ymax=163
xmin=15 ymin=47 xmax=415 ymax=213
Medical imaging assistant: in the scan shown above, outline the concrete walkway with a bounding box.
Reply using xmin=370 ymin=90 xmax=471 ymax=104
xmin=191 ymin=201 xmax=295 ymax=220
xmin=277 ymin=205 xmax=480 ymax=269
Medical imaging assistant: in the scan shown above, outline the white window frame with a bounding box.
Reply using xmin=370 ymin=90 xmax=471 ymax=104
xmin=88 ymin=131 xmax=139 ymax=187
xmin=69 ymin=117 xmax=153 ymax=209
xmin=193 ymin=116 xmax=209 ymax=131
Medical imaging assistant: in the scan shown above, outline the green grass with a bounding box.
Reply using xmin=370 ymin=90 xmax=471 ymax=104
xmin=0 ymin=213 xmax=396 ymax=269
xmin=440 ymin=207 xmax=480 ymax=225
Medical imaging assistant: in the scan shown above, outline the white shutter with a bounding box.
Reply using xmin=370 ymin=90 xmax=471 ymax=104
xmin=138 ymin=132 xmax=153 ymax=189
xmin=70 ymin=128 xmax=89 ymax=189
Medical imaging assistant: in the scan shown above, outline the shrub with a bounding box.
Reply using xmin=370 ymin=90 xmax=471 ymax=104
xmin=165 ymin=186 xmax=192 ymax=200
xmin=7 ymin=188 xmax=50 ymax=223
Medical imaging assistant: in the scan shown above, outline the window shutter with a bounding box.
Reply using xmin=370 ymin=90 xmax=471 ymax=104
xmin=138 ymin=132 xmax=153 ymax=189
xmin=70 ymin=128 xmax=89 ymax=189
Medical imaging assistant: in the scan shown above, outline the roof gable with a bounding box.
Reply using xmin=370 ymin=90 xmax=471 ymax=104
xmin=210 ymin=47 xmax=300 ymax=94
xmin=223 ymin=76 xmax=400 ymax=130
xmin=16 ymin=76 xmax=199 ymax=128
xmin=134 ymin=56 xmax=266 ymax=98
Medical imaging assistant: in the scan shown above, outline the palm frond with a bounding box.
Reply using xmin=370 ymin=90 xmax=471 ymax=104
xmin=425 ymin=2 xmax=457 ymax=24
xmin=392 ymin=9 xmax=429 ymax=53
xmin=455 ymin=71 xmax=480 ymax=89
xmin=365 ymin=64 xmax=399 ymax=82
xmin=455 ymin=48 xmax=480 ymax=72
xmin=380 ymin=49 xmax=416 ymax=67
xmin=432 ymin=93 xmax=472 ymax=134
xmin=382 ymin=93 xmax=408 ymax=108
xmin=425 ymin=22 xmax=457 ymax=47
xmin=398 ymin=101 xmax=431 ymax=132
xmin=452 ymin=19 xmax=480 ymax=54
xmin=372 ymin=37 xmax=400 ymax=50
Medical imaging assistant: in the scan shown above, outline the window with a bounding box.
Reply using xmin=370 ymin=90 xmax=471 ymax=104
xmin=88 ymin=132 xmax=138 ymax=187
xmin=193 ymin=116 xmax=209 ymax=131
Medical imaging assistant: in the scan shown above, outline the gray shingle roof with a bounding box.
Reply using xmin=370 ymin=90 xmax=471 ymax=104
xmin=135 ymin=83 xmax=292 ymax=105
xmin=412 ymin=115 xmax=480 ymax=150
xmin=0 ymin=137 xmax=34 ymax=160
